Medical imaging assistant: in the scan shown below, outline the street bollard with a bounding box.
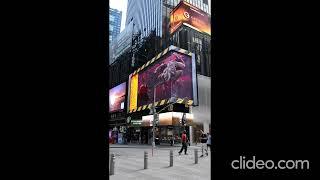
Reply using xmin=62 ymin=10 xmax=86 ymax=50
xmin=170 ymin=150 xmax=173 ymax=167
xmin=110 ymin=153 xmax=115 ymax=175
xmin=144 ymin=151 xmax=148 ymax=169
xmin=194 ymin=149 xmax=198 ymax=164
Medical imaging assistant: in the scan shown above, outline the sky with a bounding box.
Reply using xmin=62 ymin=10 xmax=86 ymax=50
xmin=109 ymin=0 xmax=127 ymax=32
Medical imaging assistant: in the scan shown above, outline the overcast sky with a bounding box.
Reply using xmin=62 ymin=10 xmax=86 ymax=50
xmin=109 ymin=0 xmax=127 ymax=32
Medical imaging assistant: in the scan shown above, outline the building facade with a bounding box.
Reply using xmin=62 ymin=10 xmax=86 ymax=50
xmin=172 ymin=25 xmax=212 ymax=76
xmin=108 ymin=1 xmax=213 ymax=145
xmin=109 ymin=8 xmax=122 ymax=44
xmin=125 ymin=0 xmax=211 ymax=75
xmin=126 ymin=0 xmax=162 ymax=38
xmin=126 ymin=0 xmax=210 ymax=41
xmin=109 ymin=21 xmax=134 ymax=65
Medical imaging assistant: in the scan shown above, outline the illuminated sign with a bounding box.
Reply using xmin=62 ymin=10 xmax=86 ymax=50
xmin=129 ymin=74 xmax=138 ymax=111
xmin=109 ymin=82 xmax=126 ymax=112
xmin=170 ymin=1 xmax=211 ymax=35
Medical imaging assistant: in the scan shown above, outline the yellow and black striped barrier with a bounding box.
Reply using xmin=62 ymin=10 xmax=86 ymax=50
xmin=128 ymin=98 xmax=194 ymax=113
xmin=131 ymin=45 xmax=193 ymax=76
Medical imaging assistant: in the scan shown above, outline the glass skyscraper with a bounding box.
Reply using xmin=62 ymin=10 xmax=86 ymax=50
xmin=125 ymin=0 xmax=210 ymax=47
xmin=109 ymin=8 xmax=122 ymax=43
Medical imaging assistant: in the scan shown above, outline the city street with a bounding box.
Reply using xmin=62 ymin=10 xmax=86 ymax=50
xmin=108 ymin=0 xmax=212 ymax=179
xmin=109 ymin=144 xmax=211 ymax=180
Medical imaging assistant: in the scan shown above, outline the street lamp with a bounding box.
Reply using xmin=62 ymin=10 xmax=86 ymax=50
xmin=151 ymin=82 xmax=178 ymax=155
xmin=152 ymin=83 xmax=160 ymax=150
xmin=152 ymin=84 xmax=187 ymax=154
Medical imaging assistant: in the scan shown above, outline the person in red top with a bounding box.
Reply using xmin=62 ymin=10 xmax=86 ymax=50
xmin=178 ymin=130 xmax=188 ymax=155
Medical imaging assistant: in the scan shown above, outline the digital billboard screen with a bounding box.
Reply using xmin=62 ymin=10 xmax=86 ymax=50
xmin=109 ymin=82 xmax=126 ymax=112
xmin=137 ymin=51 xmax=193 ymax=106
xmin=128 ymin=46 xmax=198 ymax=113
xmin=170 ymin=1 xmax=211 ymax=35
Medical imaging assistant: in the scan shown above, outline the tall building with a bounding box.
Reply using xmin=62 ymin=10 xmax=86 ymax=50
xmin=109 ymin=21 xmax=134 ymax=65
xmin=109 ymin=8 xmax=122 ymax=44
xmin=126 ymin=0 xmax=210 ymax=39
xmin=126 ymin=0 xmax=162 ymax=38
xmin=126 ymin=0 xmax=211 ymax=76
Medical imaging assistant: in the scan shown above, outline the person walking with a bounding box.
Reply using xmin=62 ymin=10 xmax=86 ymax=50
xmin=205 ymin=132 xmax=211 ymax=156
xmin=200 ymin=130 xmax=207 ymax=157
xmin=178 ymin=130 xmax=188 ymax=155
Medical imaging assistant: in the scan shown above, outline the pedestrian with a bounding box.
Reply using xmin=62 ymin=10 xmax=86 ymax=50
xmin=205 ymin=132 xmax=211 ymax=156
xmin=170 ymin=135 xmax=173 ymax=146
xmin=178 ymin=130 xmax=188 ymax=155
xmin=200 ymin=130 xmax=207 ymax=157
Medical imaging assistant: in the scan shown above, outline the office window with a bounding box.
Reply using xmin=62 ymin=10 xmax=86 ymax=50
xmin=110 ymin=16 xmax=115 ymax=22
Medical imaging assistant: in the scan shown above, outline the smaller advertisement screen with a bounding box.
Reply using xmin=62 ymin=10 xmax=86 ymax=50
xmin=109 ymin=82 xmax=126 ymax=112
xmin=170 ymin=1 xmax=211 ymax=35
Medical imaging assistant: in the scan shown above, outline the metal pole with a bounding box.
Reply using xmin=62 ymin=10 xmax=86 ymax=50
xmin=170 ymin=150 xmax=173 ymax=167
xmin=194 ymin=149 xmax=198 ymax=164
xmin=110 ymin=153 xmax=115 ymax=175
xmin=152 ymin=84 xmax=157 ymax=156
xmin=144 ymin=151 xmax=148 ymax=169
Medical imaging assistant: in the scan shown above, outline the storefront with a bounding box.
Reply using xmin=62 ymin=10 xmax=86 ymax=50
xmin=110 ymin=127 xmax=118 ymax=144
xmin=140 ymin=112 xmax=194 ymax=145
xmin=109 ymin=125 xmax=127 ymax=144
xmin=127 ymin=120 xmax=142 ymax=144
xmin=157 ymin=125 xmax=186 ymax=144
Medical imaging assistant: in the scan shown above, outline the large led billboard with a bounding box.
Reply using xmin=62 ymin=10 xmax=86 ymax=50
xmin=170 ymin=1 xmax=211 ymax=35
xmin=109 ymin=82 xmax=126 ymax=112
xmin=128 ymin=46 xmax=198 ymax=113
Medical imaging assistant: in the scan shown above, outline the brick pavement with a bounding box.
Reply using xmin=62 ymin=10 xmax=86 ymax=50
xmin=108 ymin=145 xmax=211 ymax=180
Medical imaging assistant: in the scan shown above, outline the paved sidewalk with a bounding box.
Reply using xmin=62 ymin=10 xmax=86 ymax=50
xmin=109 ymin=146 xmax=211 ymax=180
xmin=109 ymin=143 xmax=205 ymax=148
